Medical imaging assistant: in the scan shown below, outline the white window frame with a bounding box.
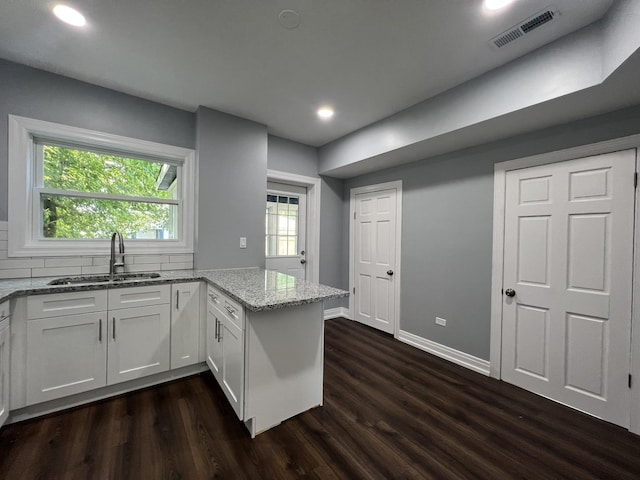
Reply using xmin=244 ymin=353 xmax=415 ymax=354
xmin=8 ymin=115 xmax=196 ymax=256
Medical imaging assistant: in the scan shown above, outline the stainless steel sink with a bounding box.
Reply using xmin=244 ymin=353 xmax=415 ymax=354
xmin=48 ymin=272 xmax=161 ymax=286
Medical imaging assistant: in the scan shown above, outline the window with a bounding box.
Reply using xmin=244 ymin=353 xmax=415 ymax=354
xmin=265 ymin=193 xmax=299 ymax=257
xmin=8 ymin=115 xmax=195 ymax=256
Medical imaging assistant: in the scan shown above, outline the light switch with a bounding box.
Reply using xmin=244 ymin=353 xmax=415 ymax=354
xmin=239 ymin=237 xmax=247 ymax=249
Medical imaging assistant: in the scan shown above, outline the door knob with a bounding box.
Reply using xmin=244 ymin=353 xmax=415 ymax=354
xmin=300 ymin=259 xmax=306 ymax=264
xmin=300 ymin=250 xmax=305 ymax=255
xmin=387 ymin=270 xmax=394 ymax=276
xmin=505 ymin=288 xmax=516 ymax=297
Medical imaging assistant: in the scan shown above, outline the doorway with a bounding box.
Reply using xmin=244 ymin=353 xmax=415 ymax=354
xmin=492 ymin=147 xmax=637 ymax=429
xmin=349 ymin=181 xmax=402 ymax=335
xmin=265 ymin=170 xmax=321 ymax=283
xmin=265 ymin=182 xmax=307 ymax=280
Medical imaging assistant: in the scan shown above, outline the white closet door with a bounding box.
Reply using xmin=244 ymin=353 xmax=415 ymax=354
xmin=501 ymin=149 xmax=636 ymax=427
xmin=353 ymin=188 xmax=398 ymax=334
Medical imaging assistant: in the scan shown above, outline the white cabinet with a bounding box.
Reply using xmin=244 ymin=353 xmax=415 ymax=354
xmin=205 ymin=286 xmax=244 ymax=420
xmin=27 ymin=290 xmax=107 ymax=319
xmin=220 ymin=309 xmax=244 ymax=419
xmin=108 ymin=284 xmax=170 ymax=310
xmin=26 ymin=292 xmax=108 ymax=405
xmin=25 ymin=285 xmax=171 ymax=405
xmin=206 ymin=300 xmax=223 ymax=382
xmin=170 ymin=282 xmax=201 ymax=369
xmin=0 ymin=301 xmax=10 ymax=428
xmin=107 ymin=304 xmax=170 ymax=384
xmin=106 ymin=285 xmax=171 ymax=385
xmin=26 ymin=313 xmax=107 ymax=404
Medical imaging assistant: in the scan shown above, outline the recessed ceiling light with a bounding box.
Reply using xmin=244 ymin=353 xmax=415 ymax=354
xmin=53 ymin=4 xmax=86 ymax=27
xmin=484 ymin=0 xmax=515 ymax=10
xmin=317 ymin=107 xmax=334 ymax=120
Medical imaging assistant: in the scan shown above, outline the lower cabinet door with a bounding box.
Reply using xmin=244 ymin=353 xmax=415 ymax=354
xmin=206 ymin=302 xmax=223 ymax=383
xmin=107 ymin=305 xmax=170 ymax=385
xmin=221 ymin=317 xmax=244 ymax=420
xmin=26 ymin=312 xmax=107 ymax=405
xmin=170 ymin=282 xmax=201 ymax=369
xmin=0 ymin=321 xmax=10 ymax=427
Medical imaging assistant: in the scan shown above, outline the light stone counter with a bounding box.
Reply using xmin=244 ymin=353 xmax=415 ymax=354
xmin=0 ymin=268 xmax=348 ymax=312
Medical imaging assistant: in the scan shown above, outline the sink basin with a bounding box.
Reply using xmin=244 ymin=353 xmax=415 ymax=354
xmin=48 ymin=272 xmax=161 ymax=286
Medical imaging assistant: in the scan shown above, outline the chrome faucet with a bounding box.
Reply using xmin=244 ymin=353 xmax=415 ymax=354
xmin=109 ymin=231 xmax=125 ymax=278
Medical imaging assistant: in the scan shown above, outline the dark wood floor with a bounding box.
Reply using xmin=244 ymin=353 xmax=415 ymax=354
xmin=1 ymin=318 xmax=639 ymax=479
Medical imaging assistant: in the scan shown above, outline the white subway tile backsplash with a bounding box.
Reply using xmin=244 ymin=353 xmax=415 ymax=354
xmin=169 ymin=254 xmax=193 ymax=263
xmin=32 ymin=266 xmax=82 ymax=278
xmin=161 ymin=262 xmax=193 ymax=271
xmin=45 ymin=257 xmax=93 ymax=268
xmin=133 ymin=255 xmax=170 ymax=264
xmin=124 ymin=263 xmax=161 ymax=273
xmin=81 ymin=265 xmax=110 ymax=275
xmin=92 ymin=257 xmax=110 ymax=266
xmin=0 ymin=224 xmax=195 ymax=280
xmin=0 ymin=258 xmax=45 ymax=269
xmin=0 ymin=269 xmax=31 ymax=279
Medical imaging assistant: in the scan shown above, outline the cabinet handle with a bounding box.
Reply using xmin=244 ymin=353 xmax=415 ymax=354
xmin=214 ymin=318 xmax=218 ymax=340
xmin=176 ymin=290 xmax=180 ymax=310
xmin=112 ymin=317 xmax=116 ymax=340
xmin=99 ymin=319 xmax=102 ymax=343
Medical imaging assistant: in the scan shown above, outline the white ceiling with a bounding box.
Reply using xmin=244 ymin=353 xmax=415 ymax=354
xmin=0 ymin=0 xmax=616 ymax=146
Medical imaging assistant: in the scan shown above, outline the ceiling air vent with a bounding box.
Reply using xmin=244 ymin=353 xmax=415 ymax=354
xmin=520 ymin=10 xmax=555 ymax=33
xmin=490 ymin=8 xmax=557 ymax=49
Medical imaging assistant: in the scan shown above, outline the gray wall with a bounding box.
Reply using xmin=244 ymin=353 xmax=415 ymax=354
xmin=267 ymin=136 xmax=348 ymax=306
xmin=268 ymin=135 xmax=318 ymax=177
xmin=0 ymin=58 xmax=195 ymax=221
xmin=345 ymin=104 xmax=640 ymax=360
xmin=195 ymin=107 xmax=267 ymax=269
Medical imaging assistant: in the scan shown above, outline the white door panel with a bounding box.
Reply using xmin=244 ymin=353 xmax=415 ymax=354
xmin=206 ymin=302 xmax=223 ymax=383
xmin=353 ymin=188 xmax=398 ymax=334
xmin=170 ymin=282 xmax=200 ymax=369
xmin=26 ymin=312 xmax=107 ymax=404
xmin=265 ymin=182 xmax=307 ymax=280
xmin=502 ymin=149 xmax=635 ymax=427
xmin=107 ymin=305 xmax=170 ymax=385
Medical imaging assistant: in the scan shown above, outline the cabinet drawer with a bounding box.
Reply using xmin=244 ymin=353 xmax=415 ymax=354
xmin=108 ymin=284 xmax=170 ymax=310
xmin=206 ymin=285 xmax=224 ymax=309
xmin=0 ymin=300 xmax=9 ymax=321
xmin=27 ymin=290 xmax=108 ymax=319
xmin=207 ymin=285 xmax=244 ymax=331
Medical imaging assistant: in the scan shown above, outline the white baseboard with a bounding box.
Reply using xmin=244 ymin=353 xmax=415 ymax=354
xmin=324 ymin=307 xmax=351 ymax=320
xmin=397 ymin=330 xmax=490 ymax=376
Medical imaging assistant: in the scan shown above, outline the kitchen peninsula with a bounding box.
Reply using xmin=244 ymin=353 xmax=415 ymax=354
xmin=0 ymin=268 xmax=348 ymax=437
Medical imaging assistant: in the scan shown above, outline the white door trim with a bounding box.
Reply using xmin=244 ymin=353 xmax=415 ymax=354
xmin=266 ymin=170 xmax=321 ymax=284
xmin=490 ymin=133 xmax=640 ymax=434
xmin=349 ymin=180 xmax=403 ymax=337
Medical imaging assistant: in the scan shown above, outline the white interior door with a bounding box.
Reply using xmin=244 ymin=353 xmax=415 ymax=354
xmin=265 ymin=182 xmax=307 ymax=280
xmin=501 ymin=150 xmax=636 ymax=427
xmin=353 ymin=187 xmax=398 ymax=334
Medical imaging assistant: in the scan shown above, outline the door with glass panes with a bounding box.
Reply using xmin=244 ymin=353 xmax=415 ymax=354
xmin=265 ymin=182 xmax=307 ymax=280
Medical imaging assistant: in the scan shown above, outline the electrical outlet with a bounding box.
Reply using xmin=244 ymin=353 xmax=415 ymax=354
xmin=239 ymin=237 xmax=247 ymax=249
xmin=435 ymin=317 xmax=447 ymax=327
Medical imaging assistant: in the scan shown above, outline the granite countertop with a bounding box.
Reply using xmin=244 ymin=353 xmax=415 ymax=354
xmin=0 ymin=268 xmax=349 ymax=312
